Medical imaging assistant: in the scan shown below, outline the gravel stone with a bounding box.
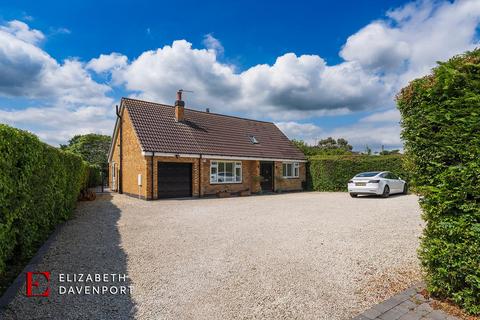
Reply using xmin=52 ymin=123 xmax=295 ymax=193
xmin=1 ymin=192 xmax=423 ymax=319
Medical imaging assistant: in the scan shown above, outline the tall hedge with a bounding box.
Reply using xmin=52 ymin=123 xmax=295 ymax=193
xmin=0 ymin=124 xmax=89 ymax=275
xmin=308 ymin=154 xmax=407 ymax=191
xmin=397 ymin=50 xmax=480 ymax=314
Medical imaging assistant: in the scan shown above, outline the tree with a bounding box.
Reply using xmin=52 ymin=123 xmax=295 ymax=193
xmin=291 ymin=137 xmax=353 ymax=156
xmin=291 ymin=139 xmax=315 ymax=156
xmin=379 ymin=149 xmax=400 ymax=155
xmin=317 ymin=137 xmax=337 ymax=149
xmin=317 ymin=137 xmax=353 ymax=153
xmin=61 ymin=134 xmax=111 ymax=170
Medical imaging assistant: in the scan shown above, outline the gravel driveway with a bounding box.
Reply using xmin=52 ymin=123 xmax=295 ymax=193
xmin=1 ymin=192 xmax=423 ymax=320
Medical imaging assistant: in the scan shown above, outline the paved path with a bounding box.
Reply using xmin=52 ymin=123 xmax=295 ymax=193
xmin=353 ymin=283 xmax=458 ymax=320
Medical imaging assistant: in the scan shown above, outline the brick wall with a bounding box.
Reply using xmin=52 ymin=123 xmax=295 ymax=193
xmin=146 ymin=156 xmax=200 ymax=200
xmin=200 ymin=159 xmax=261 ymax=196
xmin=273 ymin=161 xmax=306 ymax=192
xmin=109 ymin=108 xmax=148 ymax=198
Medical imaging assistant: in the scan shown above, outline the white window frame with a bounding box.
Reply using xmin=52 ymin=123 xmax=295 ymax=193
xmin=210 ymin=160 xmax=242 ymax=184
xmin=282 ymin=162 xmax=299 ymax=178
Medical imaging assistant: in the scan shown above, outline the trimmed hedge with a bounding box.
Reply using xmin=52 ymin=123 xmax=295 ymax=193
xmin=308 ymin=154 xmax=407 ymax=191
xmin=0 ymin=124 xmax=89 ymax=275
xmin=397 ymin=50 xmax=480 ymax=314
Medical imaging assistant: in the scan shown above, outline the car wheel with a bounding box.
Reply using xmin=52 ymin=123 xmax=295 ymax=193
xmin=349 ymin=193 xmax=358 ymax=198
xmin=382 ymin=185 xmax=390 ymax=198
xmin=402 ymin=183 xmax=408 ymax=195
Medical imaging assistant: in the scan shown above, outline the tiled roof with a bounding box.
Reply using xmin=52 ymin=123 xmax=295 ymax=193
xmin=122 ymin=98 xmax=306 ymax=160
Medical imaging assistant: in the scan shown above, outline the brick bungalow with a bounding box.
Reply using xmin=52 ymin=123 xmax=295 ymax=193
xmin=107 ymin=92 xmax=306 ymax=200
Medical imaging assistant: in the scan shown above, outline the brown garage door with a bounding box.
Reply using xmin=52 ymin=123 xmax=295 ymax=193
xmin=157 ymin=162 xmax=192 ymax=198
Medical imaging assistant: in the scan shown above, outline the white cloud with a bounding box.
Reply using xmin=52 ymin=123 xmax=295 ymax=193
xmin=360 ymin=109 xmax=400 ymax=123
xmin=276 ymin=121 xmax=323 ymax=145
xmin=0 ymin=20 xmax=44 ymax=44
xmin=87 ymin=53 xmax=128 ymax=74
xmin=52 ymin=27 xmax=71 ymax=35
xmin=0 ymin=19 xmax=114 ymax=145
xmin=327 ymin=122 xmax=402 ymax=150
xmin=277 ymin=111 xmax=402 ymax=150
xmin=340 ymin=22 xmax=411 ymax=71
xmin=342 ymin=0 xmax=480 ymax=87
xmin=107 ymin=41 xmax=387 ymax=120
xmin=202 ymin=33 xmax=224 ymax=55
xmin=0 ymin=21 xmax=112 ymax=106
xmin=0 ymin=105 xmax=114 ymax=145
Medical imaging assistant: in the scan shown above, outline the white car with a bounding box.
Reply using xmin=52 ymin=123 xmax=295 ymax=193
xmin=347 ymin=171 xmax=407 ymax=198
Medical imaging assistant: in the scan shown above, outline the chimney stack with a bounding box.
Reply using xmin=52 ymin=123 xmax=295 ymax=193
xmin=175 ymin=89 xmax=185 ymax=122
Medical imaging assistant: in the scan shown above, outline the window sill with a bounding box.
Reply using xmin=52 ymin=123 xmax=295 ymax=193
xmin=282 ymin=176 xmax=299 ymax=179
xmin=210 ymin=181 xmax=243 ymax=184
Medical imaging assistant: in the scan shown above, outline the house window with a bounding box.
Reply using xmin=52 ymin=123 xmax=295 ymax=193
xmin=210 ymin=161 xmax=242 ymax=183
xmin=282 ymin=162 xmax=299 ymax=178
xmin=249 ymin=135 xmax=259 ymax=144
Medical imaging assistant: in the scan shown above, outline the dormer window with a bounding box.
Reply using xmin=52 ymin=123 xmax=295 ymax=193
xmin=249 ymin=135 xmax=259 ymax=144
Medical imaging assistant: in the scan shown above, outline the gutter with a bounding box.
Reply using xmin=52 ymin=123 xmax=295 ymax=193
xmin=199 ymin=154 xmax=202 ymax=197
xmin=115 ymin=105 xmax=123 ymax=194
xmin=151 ymin=152 xmax=155 ymax=200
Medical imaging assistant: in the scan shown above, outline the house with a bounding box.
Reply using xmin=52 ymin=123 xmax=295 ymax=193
xmin=107 ymin=92 xmax=306 ymax=199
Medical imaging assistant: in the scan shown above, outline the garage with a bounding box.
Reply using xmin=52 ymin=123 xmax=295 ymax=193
xmin=157 ymin=162 xmax=192 ymax=198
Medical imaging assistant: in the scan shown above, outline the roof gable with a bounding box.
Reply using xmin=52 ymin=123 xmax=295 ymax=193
xmin=122 ymin=97 xmax=306 ymax=160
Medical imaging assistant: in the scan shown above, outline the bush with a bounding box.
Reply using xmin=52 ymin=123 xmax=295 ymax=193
xmin=397 ymin=50 xmax=480 ymax=314
xmin=0 ymin=124 xmax=89 ymax=275
xmin=308 ymin=154 xmax=407 ymax=191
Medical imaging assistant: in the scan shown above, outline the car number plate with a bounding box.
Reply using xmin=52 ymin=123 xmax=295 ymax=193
xmin=355 ymin=182 xmax=366 ymax=186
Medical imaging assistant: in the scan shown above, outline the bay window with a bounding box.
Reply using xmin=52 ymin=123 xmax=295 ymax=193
xmin=282 ymin=162 xmax=299 ymax=178
xmin=210 ymin=161 xmax=242 ymax=183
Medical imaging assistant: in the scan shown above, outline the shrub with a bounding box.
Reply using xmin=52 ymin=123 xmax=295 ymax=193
xmin=396 ymin=50 xmax=480 ymax=314
xmin=308 ymin=154 xmax=407 ymax=191
xmin=0 ymin=124 xmax=89 ymax=275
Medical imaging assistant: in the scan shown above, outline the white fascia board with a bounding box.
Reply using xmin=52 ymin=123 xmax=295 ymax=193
xmin=141 ymin=151 xmax=306 ymax=162
xmin=141 ymin=151 xmax=201 ymax=158
xmin=203 ymin=155 xmax=307 ymax=162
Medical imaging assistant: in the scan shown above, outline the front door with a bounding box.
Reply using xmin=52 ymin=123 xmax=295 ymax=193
xmin=260 ymin=161 xmax=274 ymax=192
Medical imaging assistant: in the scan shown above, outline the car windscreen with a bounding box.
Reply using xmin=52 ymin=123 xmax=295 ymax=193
xmin=355 ymin=172 xmax=380 ymax=177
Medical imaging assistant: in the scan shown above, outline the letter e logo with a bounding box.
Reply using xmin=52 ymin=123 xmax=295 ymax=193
xmin=26 ymin=272 xmax=50 ymax=297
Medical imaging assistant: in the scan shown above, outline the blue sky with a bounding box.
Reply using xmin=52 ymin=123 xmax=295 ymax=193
xmin=0 ymin=0 xmax=479 ymax=150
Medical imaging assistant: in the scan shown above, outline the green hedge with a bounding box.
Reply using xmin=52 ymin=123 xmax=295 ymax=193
xmin=397 ymin=50 xmax=480 ymax=314
xmin=308 ymin=154 xmax=407 ymax=191
xmin=0 ymin=124 xmax=89 ymax=275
